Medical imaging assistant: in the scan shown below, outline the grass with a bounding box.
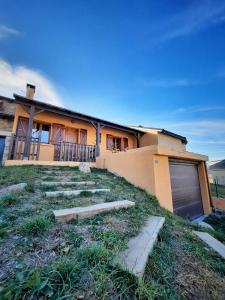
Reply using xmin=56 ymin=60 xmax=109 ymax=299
xmin=0 ymin=166 xmax=225 ymax=299
xmin=210 ymin=183 xmax=225 ymax=198
xmin=0 ymin=193 xmax=20 ymax=208
xmin=19 ymin=216 xmax=53 ymax=236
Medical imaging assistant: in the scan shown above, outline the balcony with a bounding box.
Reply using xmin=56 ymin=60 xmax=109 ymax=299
xmin=9 ymin=135 xmax=96 ymax=162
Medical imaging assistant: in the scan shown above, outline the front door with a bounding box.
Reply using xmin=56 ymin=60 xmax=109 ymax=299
xmin=0 ymin=136 xmax=5 ymax=165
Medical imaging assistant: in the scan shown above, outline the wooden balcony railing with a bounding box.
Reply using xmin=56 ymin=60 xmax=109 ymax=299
xmin=9 ymin=135 xmax=40 ymax=160
xmin=54 ymin=142 xmax=96 ymax=162
xmin=8 ymin=136 xmax=96 ymax=162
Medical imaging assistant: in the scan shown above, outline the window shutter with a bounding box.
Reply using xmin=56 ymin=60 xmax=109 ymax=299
xmin=16 ymin=117 xmax=29 ymax=137
xmin=65 ymin=128 xmax=78 ymax=143
xmin=80 ymin=129 xmax=87 ymax=144
xmin=51 ymin=124 xmax=64 ymax=144
xmin=123 ymin=138 xmax=128 ymax=150
xmin=106 ymin=135 xmax=113 ymax=150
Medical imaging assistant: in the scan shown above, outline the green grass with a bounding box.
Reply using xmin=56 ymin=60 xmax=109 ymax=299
xmin=19 ymin=216 xmax=53 ymax=237
xmin=0 ymin=166 xmax=225 ymax=299
xmin=0 ymin=193 xmax=20 ymax=208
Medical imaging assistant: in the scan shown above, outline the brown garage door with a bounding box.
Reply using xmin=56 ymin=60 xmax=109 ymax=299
xmin=169 ymin=160 xmax=203 ymax=220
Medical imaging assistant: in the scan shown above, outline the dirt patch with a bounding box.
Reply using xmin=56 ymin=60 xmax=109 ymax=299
xmin=104 ymin=216 xmax=128 ymax=232
xmin=175 ymin=247 xmax=225 ymax=299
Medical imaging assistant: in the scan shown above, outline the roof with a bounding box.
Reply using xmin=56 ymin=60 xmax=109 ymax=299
xmin=131 ymin=125 xmax=188 ymax=144
xmin=209 ymin=159 xmax=225 ymax=170
xmin=12 ymin=94 xmax=142 ymax=135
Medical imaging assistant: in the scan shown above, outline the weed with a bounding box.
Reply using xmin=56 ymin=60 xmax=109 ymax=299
xmin=0 ymin=194 xmax=20 ymax=207
xmin=0 ymin=223 xmax=8 ymax=240
xmin=79 ymin=191 xmax=93 ymax=197
xmin=25 ymin=182 xmax=35 ymax=193
xmin=20 ymin=216 xmax=52 ymax=236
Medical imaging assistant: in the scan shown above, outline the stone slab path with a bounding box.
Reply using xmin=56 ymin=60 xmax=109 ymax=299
xmin=45 ymin=188 xmax=110 ymax=197
xmin=194 ymin=231 xmax=225 ymax=259
xmin=53 ymin=200 xmax=135 ymax=222
xmin=0 ymin=183 xmax=27 ymax=197
xmin=118 ymin=216 xmax=165 ymax=278
xmin=42 ymin=181 xmax=95 ymax=186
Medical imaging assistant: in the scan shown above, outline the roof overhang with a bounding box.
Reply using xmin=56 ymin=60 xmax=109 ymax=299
xmin=13 ymin=94 xmax=143 ymax=135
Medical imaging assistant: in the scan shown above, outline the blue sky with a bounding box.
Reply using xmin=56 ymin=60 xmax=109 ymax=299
xmin=0 ymin=0 xmax=225 ymax=160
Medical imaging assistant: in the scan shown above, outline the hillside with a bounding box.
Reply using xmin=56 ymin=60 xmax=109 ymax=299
xmin=0 ymin=166 xmax=225 ymax=299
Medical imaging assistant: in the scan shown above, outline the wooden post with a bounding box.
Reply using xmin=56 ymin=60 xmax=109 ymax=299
xmin=23 ymin=105 xmax=35 ymax=159
xmin=96 ymin=122 xmax=101 ymax=157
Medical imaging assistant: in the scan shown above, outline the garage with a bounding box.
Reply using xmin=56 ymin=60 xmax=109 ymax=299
xmin=169 ymin=160 xmax=204 ymax=220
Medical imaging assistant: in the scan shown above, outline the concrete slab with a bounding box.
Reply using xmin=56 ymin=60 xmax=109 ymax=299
xmin=42 ymin=181 xmax=95 ymax=186
xmin=45 ymin=188 xmax=110 ymax=197
xmin=53 ymin=200 xmax=135 ymax=222
xmin=0 ymin=183 xmax=27 ymax=197
xmin=194 ymin=231 xmax=225 ymax=259
xmin=118 ymin=216 xmax=165 ymax=278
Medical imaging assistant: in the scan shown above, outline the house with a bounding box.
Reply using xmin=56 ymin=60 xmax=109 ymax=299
xmin=208 ymin=160 xmax=225 ymax=186
xmin=0 ymin=84 xmax=212 ymax=220
xmin=0 ymin=96 xmax=16 ymax=165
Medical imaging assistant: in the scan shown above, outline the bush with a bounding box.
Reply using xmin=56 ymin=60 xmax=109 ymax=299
xmin=20 ymin=216 xmax=52 ymax=237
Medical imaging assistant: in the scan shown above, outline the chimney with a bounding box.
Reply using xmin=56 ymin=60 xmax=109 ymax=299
xmin=26 ymin=83 xmax=35 ymax=100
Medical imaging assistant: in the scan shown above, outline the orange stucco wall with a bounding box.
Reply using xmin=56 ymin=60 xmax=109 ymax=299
xmin=13 ymin=104 xmax=137 ymax=159
xmin=96 ymin=145 xmax=212 ymax=215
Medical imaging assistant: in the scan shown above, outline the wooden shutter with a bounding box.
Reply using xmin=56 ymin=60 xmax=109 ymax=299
xmin=80 ymin=129 xmax=87 ymax=144
xmin=51 ymin=124 xmax=64 ymax=144
xmin=106 ymin=135 xmax=113 ymax=150
xmin=123 ymin=138 xmax=128 ymax=150
xmin=16 ymin=117 xmax=29 ymax=137
xmin=65 ymin=128 xmax=78 ymax=143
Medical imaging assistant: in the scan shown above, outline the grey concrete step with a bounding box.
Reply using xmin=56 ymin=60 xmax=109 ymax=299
xmin=118 ymin=216 xmax=165 ymax=278
xmin=42 ymin=181 xmax=95 ymax=186
xmin=45 ymin=188 xmax=110 ymax=197
xmin=193 ymin=231 xmax=225 ymax=259
xmin=0 ymin=183 xmax=27 ymax=197
xmin=53 ymin=200 xmax=135 ymax=222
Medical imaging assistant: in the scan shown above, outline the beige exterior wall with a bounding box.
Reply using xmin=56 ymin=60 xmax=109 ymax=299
xmin=96 ymin=145 xmax=211 ymax=215
xmin=12 ymin=104 xmax=137 ymax=159
xmin=208 ymin=169 xmax=225 ymax=186
xmin=139 ymin=130 xmax=186 ymax=151
xmin=158 ymin=133 xmax=186 ymax=151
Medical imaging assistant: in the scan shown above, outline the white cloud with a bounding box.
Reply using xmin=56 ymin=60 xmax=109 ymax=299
xmin=155 ymin=1 xmax=225 ymax=43
xmin=0 ymin=59 xmax=63 ymax=107
xmin=0 ymin=25 xmax=20 ymax=39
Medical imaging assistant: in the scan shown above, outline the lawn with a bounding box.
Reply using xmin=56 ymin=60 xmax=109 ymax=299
xmin=0 ymin=166 xmax=225 ymax=299
xmin=210 ymin=183 xmax=225 ymax=199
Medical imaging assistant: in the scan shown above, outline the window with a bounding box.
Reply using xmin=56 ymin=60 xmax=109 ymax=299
xmin=32 ymin=122 xmax=50 ymax=144
xmin=106 ymin=135 xmax=122 ymax=151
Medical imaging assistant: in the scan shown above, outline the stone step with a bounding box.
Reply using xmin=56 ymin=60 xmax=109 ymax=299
xmin=0 ymin=183 xmax=27 ymax=197
xmin=53 ymin=200 xmax=135 ymax=222
xmin=45 ymin=188 xmax=110 ymax=197
xmin=42 ymin=181 xmax=95 ymax=186
xmin=118 ymin=216 xmax=165 ymax=278
xmin=193 ymin=231 xmax=225 ymax=259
